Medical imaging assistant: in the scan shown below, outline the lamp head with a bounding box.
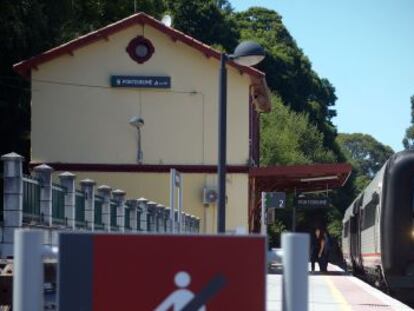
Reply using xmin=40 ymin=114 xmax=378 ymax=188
xmin=129 ymin=116 xmax=144 ymax=128
xmin=231 ymin=41 xmax=265 ymax=66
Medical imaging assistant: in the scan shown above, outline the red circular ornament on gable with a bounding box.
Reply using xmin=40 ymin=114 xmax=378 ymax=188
xmin=126 ymin=36 xmax=154 ymax=64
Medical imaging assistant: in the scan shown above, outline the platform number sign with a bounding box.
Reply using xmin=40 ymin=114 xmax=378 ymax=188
xmin=264 ymin=192 xmax=286 ymax=209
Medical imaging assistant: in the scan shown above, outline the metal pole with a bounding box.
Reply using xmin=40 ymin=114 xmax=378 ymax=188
xmin=14 ymin=229 xmax=44 ymax=311
xmin=178 ymin=181 xmax=183 ymax=233
xmin=217 ymin=53 xmax=227 ymax=233
xmin=292 ymin=189 xmax=297 ymax=232
xmin=261 ymin=192 xmax=266 ymax=235
xmin=137 ymin=127 xmax=142 ymax=163
xmin=292 ymin=205 xmax=296 ymax=232
xmin=169 ymin=168 xmax=176 ymax=233
xmin=282 ymin=233 xmax=309 ymax=311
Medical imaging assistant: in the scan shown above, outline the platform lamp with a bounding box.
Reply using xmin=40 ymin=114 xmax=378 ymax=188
xmin=129 ymin=116 xmax=144 ymax=164
xmin=217 ymin=41 xmax=265 ymax=233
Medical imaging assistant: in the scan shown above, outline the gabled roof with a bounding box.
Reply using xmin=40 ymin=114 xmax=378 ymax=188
xmin=13 ymin=12 xmax=265 ymax=80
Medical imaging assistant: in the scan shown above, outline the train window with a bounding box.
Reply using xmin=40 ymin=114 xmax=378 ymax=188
xmin=343 ymin=220 xmax=349 ymax=238
xmin=362 ymin=203 xmax=377 ymax=229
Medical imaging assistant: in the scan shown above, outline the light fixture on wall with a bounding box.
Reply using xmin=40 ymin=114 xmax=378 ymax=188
xmin=129 ymin=116 xmax=144 ymax=164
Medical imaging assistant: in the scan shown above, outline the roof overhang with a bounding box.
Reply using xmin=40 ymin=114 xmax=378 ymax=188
xmin=13 ymin=12 xmax=271 ymax=113
xmin=249 ymin=163 xmax=352 ymax=193
xmin=13 ymin=12 xmax=264 ymax=80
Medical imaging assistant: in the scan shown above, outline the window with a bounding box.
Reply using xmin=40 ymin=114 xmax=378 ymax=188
xmin=343 ymin=220 xmax=349 ymax=238
xmin=362 ymin=203 xmax=377 ymax=229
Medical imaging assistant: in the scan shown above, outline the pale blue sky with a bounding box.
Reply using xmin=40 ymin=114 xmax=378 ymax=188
xmin=231 ymin=0 xmax=414 ymax=152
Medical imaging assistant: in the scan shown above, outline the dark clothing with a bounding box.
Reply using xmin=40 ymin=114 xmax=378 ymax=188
xmin=310 ymin=231 xmax=329 ymax=272
xmin=310 ymin=234 xmax=320 ymax=272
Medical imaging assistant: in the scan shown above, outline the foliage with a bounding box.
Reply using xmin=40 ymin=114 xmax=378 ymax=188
xmin=336 ymin=133 xmax=394 ymax=179
xmin=261 ymin=95 xmax=336 ymax=166
xmin=402 ymin=95 xmax=414 ymax=150
xmin=233 ymin=7 xmax=340 ymax=157
xmin=165 ymin=0 xmax=239 ymax=52
xmin=267 ymin=219 xmax=287 ymax=248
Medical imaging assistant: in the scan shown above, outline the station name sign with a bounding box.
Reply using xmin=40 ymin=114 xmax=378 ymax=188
xmin=296 ymin=197 xmax=329 ymax=209
xmin=110 ymin=75 xmax=171 ymax=88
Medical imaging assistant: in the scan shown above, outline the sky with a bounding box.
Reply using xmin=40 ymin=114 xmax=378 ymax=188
xmin=231 ymin=0 xmax=414 ymax=152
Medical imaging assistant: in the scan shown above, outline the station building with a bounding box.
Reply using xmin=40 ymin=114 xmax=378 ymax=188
xmin=14 ymin=12 xmax=352 ymax=233
xmin=14 ymin=12 xmax=272 ymax=233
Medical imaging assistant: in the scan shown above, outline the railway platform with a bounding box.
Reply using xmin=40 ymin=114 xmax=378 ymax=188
xmin=267 ymin=263 xmax=413 ymax=311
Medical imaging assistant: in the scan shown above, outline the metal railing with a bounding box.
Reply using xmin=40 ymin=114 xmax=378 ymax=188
xmin=0 ymin=174 xmax=3 ymax=223
xmin=124 ymin=204 xmax=131 ymax=231
xmin=94 ymin=195 xmax=104 ymax=231
xmin=52 ymin=184 xmax=66 ymax=226
xmin=22 ymin=176 xmax=41 ymax=224
xmin=75 ymin=190 xmax=86 ymax=229
xmin=110 ymin=200 xmax=118 ymax=231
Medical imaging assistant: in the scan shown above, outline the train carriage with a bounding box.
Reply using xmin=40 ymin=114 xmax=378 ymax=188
xmin=342 ymin=150 xmax=414 ymax=301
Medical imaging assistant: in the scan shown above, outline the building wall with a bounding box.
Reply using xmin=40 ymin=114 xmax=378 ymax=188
xmin=31 ymin=23 xmax=251 ymax=166
xmin=52 ymin=171 xmax=249 ymax=234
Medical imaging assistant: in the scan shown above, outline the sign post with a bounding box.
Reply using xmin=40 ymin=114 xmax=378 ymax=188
xmin=261 ymin=192 xmax=286 ymax=234
xmin=170 ymin=169 xmax=183 ymax=233
xmin=58 ymin=234 xmax=266 ymax=310
xmin=261 ymin=192 xmax=266 ymax=235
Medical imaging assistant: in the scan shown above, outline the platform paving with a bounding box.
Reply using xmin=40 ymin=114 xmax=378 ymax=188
xmin=266 ymin=263 xmax=413 ymax=311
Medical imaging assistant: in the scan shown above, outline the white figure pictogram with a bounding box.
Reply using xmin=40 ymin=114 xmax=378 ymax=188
xmin=154 ymin=271 xmax=206 ymax=311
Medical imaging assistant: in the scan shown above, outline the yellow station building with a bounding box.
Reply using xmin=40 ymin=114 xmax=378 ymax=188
xmin=14 ymin=12 xmax=272 ymax=233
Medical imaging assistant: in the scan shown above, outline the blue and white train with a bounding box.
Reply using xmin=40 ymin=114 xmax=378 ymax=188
xmin=342 ymin=150 xmax=414 ymax=301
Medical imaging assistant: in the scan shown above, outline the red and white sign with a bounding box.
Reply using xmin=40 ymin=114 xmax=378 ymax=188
xmin=59 ymin=234 xmax=266 ymax=311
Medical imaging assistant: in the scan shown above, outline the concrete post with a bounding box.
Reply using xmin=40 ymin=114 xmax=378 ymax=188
xmin=112 ymin=189 xmax=126 ymax=232
xmin=157 ymin=204 xmax=165 ymax=233
xmin=137 ymin=197 xmax=148 ymax=232
xmin=80 ymin=179 xmax=96 ymax=231
xmin=165 ymin=207 xmax=172 ymax=232
xmin=13 ymin=229 xmax=44 ymax=311
xmin=33 ymin=164 xmax=53 ymax=226
xmin=59 ymin=172 xmax=76 ymax=230
xmin=282 ymin=233 xmax=309 ymax=311
xmin=147 ymin=201 xmax=157 ymax=232
xmin=1 ymin=152 xmax=24 ymax=257
xmin=97 ymin=185 xmax=112 ymax=232
xmin=184 ymin=213 xmax=190 ymax=233
xmin=126 ymin=199 xmax=138 ymax=232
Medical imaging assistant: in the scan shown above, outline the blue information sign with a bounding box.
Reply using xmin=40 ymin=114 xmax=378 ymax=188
xmin=110 ymin=75 xmax=171 ymax=88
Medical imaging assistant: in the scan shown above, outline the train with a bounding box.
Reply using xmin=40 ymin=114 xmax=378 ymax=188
xmin=342 ymin=150 xmax=414 ymax=301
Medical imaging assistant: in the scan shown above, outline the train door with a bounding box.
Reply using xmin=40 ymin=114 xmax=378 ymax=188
xmin=350 ymin=198 xmax=363 ymax=271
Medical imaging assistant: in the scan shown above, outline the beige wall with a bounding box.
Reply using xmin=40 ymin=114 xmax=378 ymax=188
xmin=32 ymin=23 xmax=251 ymax=166
xmin=53 ymin=171 xmax=249 ymax=234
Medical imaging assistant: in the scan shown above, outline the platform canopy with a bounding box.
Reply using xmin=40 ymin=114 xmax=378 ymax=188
xmin=250 ymin=162 xmax=352 ymax=194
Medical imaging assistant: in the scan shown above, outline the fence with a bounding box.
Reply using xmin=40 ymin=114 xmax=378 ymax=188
xmin=52 ymin=184 xmax=66 ymax=226
xmin=94 ymin=195 xmax=104 ymax=231
xmin=75 ymin=190 xmax=86 ymax=229
xmin=0 ymin=152 xmax=201 ymax=258
xmin=22 ymin=176 xmax=41 ymax=224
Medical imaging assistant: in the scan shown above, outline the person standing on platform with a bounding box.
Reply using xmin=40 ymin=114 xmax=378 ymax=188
xmin=310 ymin=228 xmax=321 ymax=273
xmin=321 ymin=230 xmax=331 ymax=272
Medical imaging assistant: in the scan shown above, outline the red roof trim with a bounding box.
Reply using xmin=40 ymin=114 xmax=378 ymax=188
xmin=28 ymin=162 xmax=249 ymax=174
xmin=13 ymin=12 xmax=265 ymax=79
xmin=249 ymin=163 xmax=352 ymax=179
xmin=249 ymin=163 xmax=352 ymax=191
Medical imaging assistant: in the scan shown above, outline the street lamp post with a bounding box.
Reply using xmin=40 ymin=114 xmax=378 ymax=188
xmin=217 ymin=41 xmax=265 ymax=233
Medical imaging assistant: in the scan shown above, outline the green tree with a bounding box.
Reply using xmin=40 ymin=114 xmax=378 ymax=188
xmin=337 ymin=133 xmax=394 ymax=191
xmin=261 ymin=95 xmax=336 ymax=166
xmin=165 ymin=0 xmax=239 ymax=52
xmin=233 ymin=7 xmax=340 ymax=158
xmin=402 ymin=95 xmax=414 ymax=150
